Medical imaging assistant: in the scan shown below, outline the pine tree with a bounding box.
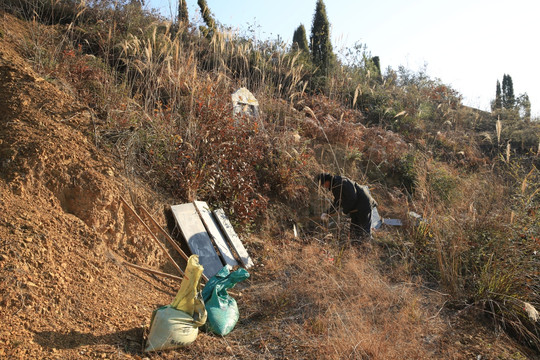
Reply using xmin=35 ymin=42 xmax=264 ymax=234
xmin=178 ymin=0 xmax=188 ymax=25
xmin=292 ymin=24 xmax=309 ymax=52
xmin=310 ymin=0 xmax=334 ymax=76
xmin=494 ymin=80 xmax=502 ymax=110
xmin=502 ymin=74 xmax=515 ymax=109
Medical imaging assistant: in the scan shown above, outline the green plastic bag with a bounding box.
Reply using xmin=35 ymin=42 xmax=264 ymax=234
xmin=202 ymin=266 xmax=250 ymax=336
xmin=145 ymin=256 xmax=207 ymax=352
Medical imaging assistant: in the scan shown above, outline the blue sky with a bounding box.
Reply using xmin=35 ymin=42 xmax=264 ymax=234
xmin=150 ymin=0 xmax=540 ymax=117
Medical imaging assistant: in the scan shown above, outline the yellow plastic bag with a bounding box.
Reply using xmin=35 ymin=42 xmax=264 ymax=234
xmin=145 ymin=256 xmax=207 ymax=352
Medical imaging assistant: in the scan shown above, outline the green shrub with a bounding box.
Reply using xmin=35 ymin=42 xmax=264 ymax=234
xmin=391 ymin=152 xmax=417 ymax=194
xmin=428 ymin=167 xmax=457 ymax=203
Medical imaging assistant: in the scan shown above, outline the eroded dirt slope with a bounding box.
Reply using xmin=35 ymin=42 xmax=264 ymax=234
xmin=0 ymin=14 xmax=182 ymax=359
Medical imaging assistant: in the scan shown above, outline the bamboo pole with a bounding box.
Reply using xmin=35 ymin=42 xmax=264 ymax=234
xmin=139 ymin=204 xmax=209 ymax=283
xmin=119 ymin=196 xmax=185 ymax=278
xmin=124 ymin=261 xmax=183 ymax=281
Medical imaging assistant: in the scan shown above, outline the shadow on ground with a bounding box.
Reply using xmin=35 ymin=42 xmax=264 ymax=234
xmin=34 ymin=327 xmax=144 ymax=354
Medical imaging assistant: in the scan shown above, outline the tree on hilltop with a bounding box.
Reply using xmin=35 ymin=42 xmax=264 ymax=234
xmin=292 ymin=24 xmax=309 ymax=52
xmin=371 ymin=56 xmax=382 ymax=82
xmin=493 ymin=79 xmax=502 ymax=110
xmin=502 ymin=74 xmax=515 ymax=109
xmin=197 ymin=0 xmax=215 ymax=37
xmin=494 ymin=75 xmax=532 ymax=123
xmin=178 ymin=0 xmax=188 ymax=25
xmin=310 ymin=0 xmax=334 ymax=81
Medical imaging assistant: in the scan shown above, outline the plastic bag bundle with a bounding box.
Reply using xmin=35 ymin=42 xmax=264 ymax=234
xmin=202 ymin=266 xmax=250 ymax=336
xmin=145 ymin=256 xmax=207 ymax=352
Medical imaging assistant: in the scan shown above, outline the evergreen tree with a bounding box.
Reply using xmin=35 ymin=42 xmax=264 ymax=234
xmin=292 ymin=24 xmax=309 ymax=52
xmin=372 ymin=56 xmax=381 ymax=74
xmin=178 ymin=0 xmax=188 ymax=25
xmin=197 ymin=0 xmax=215 ymax=36
xmin=310 ymin=0 xmax=334 ymax=77
xmin=494 ymin=80 xmax=502 ymax=110
xmin=502 ymin=74 xmax=515 ymax=109
xmin=371 ymin=56 xmax=382 ymax=81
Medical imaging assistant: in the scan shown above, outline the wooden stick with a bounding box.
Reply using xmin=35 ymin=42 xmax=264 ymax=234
xmin=139 ymin=205 xmax=209 ymax=283
xmin=139 ymin=205 xmax=189 ymax=262
xmin=123 ymin=260 xmax=205 ymax=288
xmin=119 ymin=196 xmax=185 ymax=278
xmin=124 ymin=261 xmax=183 ymax=281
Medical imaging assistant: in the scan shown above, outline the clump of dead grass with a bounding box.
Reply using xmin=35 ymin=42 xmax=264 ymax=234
xmin=232 ymin=239 xmax=442 ymax=359
xmin=401 ymin=158 xmax=540 ymax=350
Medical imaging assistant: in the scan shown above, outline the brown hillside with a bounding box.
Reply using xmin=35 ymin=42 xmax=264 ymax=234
xmin=0 ymin=13 xmax=180 ymax=359
xmin=0 ymin=12 xmax=535 ymax=360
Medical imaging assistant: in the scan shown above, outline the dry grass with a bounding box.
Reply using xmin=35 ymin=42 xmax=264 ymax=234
xmin=403 ymin=158 xmax=540 ymax=349
xmin=117 ymin=22 xmax=308 ymax=120
xmin=227 ymin=239 xmax=442 ymax=360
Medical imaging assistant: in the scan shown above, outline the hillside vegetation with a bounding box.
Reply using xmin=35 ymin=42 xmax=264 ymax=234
xmin=0 ymin=1 xmax=539 ymax=359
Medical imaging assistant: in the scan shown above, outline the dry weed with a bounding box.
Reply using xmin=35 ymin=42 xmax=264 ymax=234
xmin=234 ymin=240 xmax=442 ymax=359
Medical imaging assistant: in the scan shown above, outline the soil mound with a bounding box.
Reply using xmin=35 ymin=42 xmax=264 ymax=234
xmin=0 ymin=14 xmax=176 ymax=359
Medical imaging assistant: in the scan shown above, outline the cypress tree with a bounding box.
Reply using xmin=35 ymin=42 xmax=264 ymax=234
xmin=502 ymin=74 xmax=515 ymax=109
xmin=372 ymin=56 xmax=381 ymax=73
xmin=197 ymin=0 xmax=215 ymax=36
xmin=292 ymin=24 xmax=309 ymax=52
xmin=178 ymin=0 xmax=188 ymax=25
xmin=310 ymin=0 xmax=334 ymax=76
xmin=494 ymin=80 xmax=502 ymax=110
xmin=372 ymin=56 xmax=382 ymax=81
